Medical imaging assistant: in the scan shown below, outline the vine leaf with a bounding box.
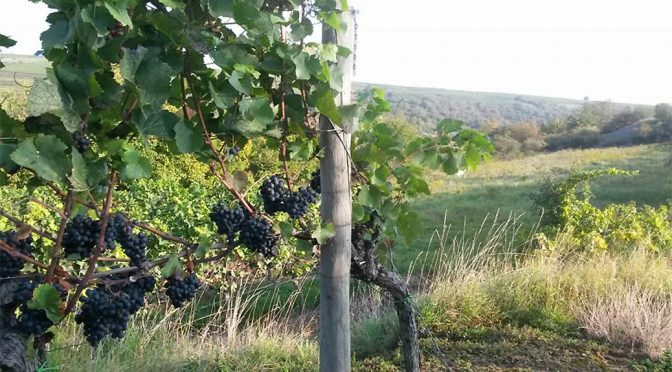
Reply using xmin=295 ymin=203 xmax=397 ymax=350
xmin=27 ymin=284 xmax=63 ymax=323
xmin=195 ymin=237 xmax=212 ymax=259
xmin=104 ymin=0 xmax=137 ymax=29
xmin=69 ymin=150 xmax=90 ymax=191
xmin=135 ymin=110 xmax=178 ymax=141
xmin=207 ymin=0 xmax=233 ymax=17
xmin=161 ymin=254 xmax=181 ymax=278
xmin=312 ymin=222 xmax=336 ymax=245
xmin=28 ymin=78 xmax=80 ymax=133
xmin=278 ymin=221 xmax=294 ymax=239
xmin=11 ymin=135 xmax=71 ymax=184
xmin=174 ymin=120 xmax=204 ymax=153
xmin=0 ymin=144 xmax=19 ymax=173
xmin=120 ymin=149 xmax=152 ymax=180
xmin=311 ymin=84 xmax=342 ymax=125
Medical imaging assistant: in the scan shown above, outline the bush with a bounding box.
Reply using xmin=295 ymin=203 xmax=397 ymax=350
xmin=545 ymin=127 xmax=602 ymax=151
xmin=531 ymin=169 xmax=672 ymax=252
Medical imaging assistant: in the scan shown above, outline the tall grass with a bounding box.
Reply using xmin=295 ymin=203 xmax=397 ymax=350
xmin=47 ymin=213 xmax=672 ymax=370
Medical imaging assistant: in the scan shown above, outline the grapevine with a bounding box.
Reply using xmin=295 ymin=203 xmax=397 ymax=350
xmin=0 ymin=230 xmax=33 ymax=278
xmin=164 ymin=274 xmax=199 ymax=308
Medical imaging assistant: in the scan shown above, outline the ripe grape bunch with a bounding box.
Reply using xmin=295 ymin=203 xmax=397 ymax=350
xmin=12 ymin=278 xmax=68 ymax=337
xmin=310 ymin=169 xmax=321 ymax=194
xmin=75 ymin=276 xmax=156 ymax=346
xmin=72 ymin=131 xmax=91 ymax=152
xmin=239 ymin=217 xmax=279 ymax=257
xmin=0 ymin=230 xmax=34 ymax=278
xmin=259 ymin=175 xmax=319 ymax=219
xmin=62 ymin=215 xmax=101 ymax=258
xmin=260 ymin=175 xmax=289 ymax=215
xmin=164 ymin=274 xmax=199 ymax=308
xmin=209 ymin=203 xmax=246 ymax=243
xmin=285 ymin=187 xmax=318 ymax=219
xmin=120 ymin=233 xmax=148 ymax=266
xmin=108 ymin=21 xmax=124 ymax=38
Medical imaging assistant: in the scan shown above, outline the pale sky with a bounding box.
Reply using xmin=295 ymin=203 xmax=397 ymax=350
xmin=1 ymin=0 xmax=671 ymax=104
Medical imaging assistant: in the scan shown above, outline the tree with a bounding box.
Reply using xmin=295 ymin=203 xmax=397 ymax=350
xmin=654 ymin=103 xmax=672 ymax=123
xmin=0 ymin=2 xmax=492 ymax=371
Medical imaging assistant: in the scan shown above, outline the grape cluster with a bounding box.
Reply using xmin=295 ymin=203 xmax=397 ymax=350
xmin=0 ymin=230 xmax=34 ymax=278
xmin=72 ymin=131 xmax=91 ymax=153
xmin=164 ymin=274 xmax=199 ymax=308
xmin=75 ymin=276 xmax=155 ymax=346
xmin=209 ymin=203 xmax=246 ymax=243
xmin=63 ymin=215 xmax=100 ymax=258
xmin=285 ymin=187 xmax=318 ymax=219
xmin=13 ymin=279 xmax=67 ymax=337
xmin=260 ymin=175 xmax=290 ymax=215
xmin=108 ymin=21 xmax=124 ymax=38
xmin=120 ymin=233 xmax=148 ymax=267
xmin=106 ymin=213 xmax=129 ymax=249
xmin=18 ymin=307 xmax=53 ymax=336
xmin=310 ymin=169 xmax=321 ymax=194
xmin=229 ymin=146 xmax=240 ymax=156
xmin=240 ymin=217 xmax=279 ymax=257
xmin=259 ymin=175 xmax=319 ymax=219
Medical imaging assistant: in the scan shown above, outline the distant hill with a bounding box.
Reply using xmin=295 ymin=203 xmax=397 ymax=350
xmin=353 ymin=82 xmax=646 ymax=132
xmin=0 ymin=54 xmax=649 ymax=133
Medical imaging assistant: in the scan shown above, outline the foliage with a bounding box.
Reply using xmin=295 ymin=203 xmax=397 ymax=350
xmin=531 ymin=168 xmax=672 ymax=251
xmin=0 ymin=1 xmax=493 ymax=365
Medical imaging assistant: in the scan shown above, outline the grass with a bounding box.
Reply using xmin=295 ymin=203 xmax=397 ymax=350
xmin=42 ymin=217 xmax=672 ymax=371
xmin=395 ymin=143 xmax=672 ymax=272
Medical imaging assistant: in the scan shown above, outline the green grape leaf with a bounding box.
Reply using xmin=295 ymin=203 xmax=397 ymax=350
xmin=0 ymin=144 xmax=19 ymax=173
xmin=0 ymin=171 xmax=8 ymax=186
xmin=28 ymin=78 xmax=80 ymax=133
xmin=209 ymin=81 xmax=239 ymax=109
xmin=312 ymin=222 xmax=335 ymax=245
xmin=120 ymin=149 xmax=153 ymax=180
xmin=135 ymin=56 xmax=175 ymax=109
xmin=69 ymin=150 xmax=90 ymax=191
xmin=239 ymin=97 xmax=274 ymax=128
xmin=290 ymin=17 xmax=313 ymax=40
xmin=208 ymin=0 xmax=233 ymax=17
xmin=228 ymin=70 xmax=253 ymax=95
xmin=27 ymin=284 xmax=63 ymax=323
xmin=195 ymin=236 xmax=213 ymax=259
xmin=437 ymin=119 xmax=464 ymax=134
xmin=311 ymin=85 xmax=342 ymax=125
xmin=278 ymin=221 xmax=294 ymax=239
xmin=104 ymin=0 xmax=137 ymax=29
xmin=352 ymin=203 xmax=366 ymax=223
xmin=357 ymin=185 xmax=382 ymax=209
xmin=0 ymin=34 xmax=16 ymax=48
xmin=11 ymin=135 xmax=71 ymax=184
xmin=135 ymin=110 xmax=178 ymax=141
xmin=41 ymin=13 xmax=74 ymax=51
xmin=159 ymin=0 xmax=186 ymax=10
xmin=174 ymin=120 xmax=204 ymax=153
xmin=120 ymin=47 xmax=148 ymax=83
xmin=287 ymin=139 xmax=314 ymax=161
xmin=161 ymin=254 xmax=181 ymax=278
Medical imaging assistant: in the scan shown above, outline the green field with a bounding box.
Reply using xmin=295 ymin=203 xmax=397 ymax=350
xmin=394 ymin=143 xmax=672 ymax=271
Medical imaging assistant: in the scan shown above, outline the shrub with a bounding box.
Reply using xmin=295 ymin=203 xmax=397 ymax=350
xmin=531 ymin=169 xmax=672 ymax=252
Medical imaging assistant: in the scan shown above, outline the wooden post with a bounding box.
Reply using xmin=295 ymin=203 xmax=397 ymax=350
xmin=319 ymin=6 xmax=354 ymax=372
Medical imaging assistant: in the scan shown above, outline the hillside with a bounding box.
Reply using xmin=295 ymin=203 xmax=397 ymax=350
xmin=0 ymin=54 xmax=651 ymax=133
xmin=353 ymin=82 xmax=647 ymax=132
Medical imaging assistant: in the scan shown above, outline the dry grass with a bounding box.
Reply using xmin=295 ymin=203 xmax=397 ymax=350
xmin=46 ymin=214 xmax=672 ymax=370
xmin=575 ymin=287 xmax=672 ymax=358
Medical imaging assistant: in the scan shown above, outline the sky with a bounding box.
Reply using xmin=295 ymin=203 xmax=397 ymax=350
xmin=1 ymin=0 xmax=671 ymax=104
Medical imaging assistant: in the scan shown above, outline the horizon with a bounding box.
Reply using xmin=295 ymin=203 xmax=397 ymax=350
xmin=1 ymin=0 xmax=671 ymax=105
